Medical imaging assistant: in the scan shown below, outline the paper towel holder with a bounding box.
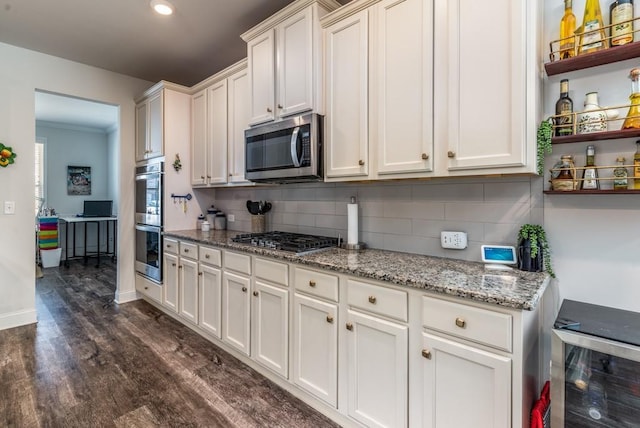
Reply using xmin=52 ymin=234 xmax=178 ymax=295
xmin=338 ymin=235 xmax=367 ymax=251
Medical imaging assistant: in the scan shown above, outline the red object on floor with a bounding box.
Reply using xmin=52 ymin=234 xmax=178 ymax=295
xmin=531 ymin=381 xmax=551 ymax=428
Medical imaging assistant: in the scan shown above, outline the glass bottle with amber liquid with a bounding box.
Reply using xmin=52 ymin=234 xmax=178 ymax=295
xmin=623 ymin=68 xmax=640 ymax=129
xmin=578 ymin=0 xmax=608 ymax=54
xmin=581 ymin=145 xmax=599 ymax=189
xmin=560 ymin=0 xmax=577 ymax=59
xmin=634 ymin=141 xmax=640 ymax=189
xmin=555 ymin=79 xmax=574 ymax=136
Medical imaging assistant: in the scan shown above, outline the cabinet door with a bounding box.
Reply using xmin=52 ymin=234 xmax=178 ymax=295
xmin=376 ymin=0 xmax=433 ymax=175
xmin=252 ymin=281 xmax=289 ymax=378
xmin=199 ymin=263 xmax=222 ymax=338
xmin=437 ymin=0 xmax=525 ymax=172
xmin=346 ymin=309 xmax=408 ymax=428
xmin=147 ymin=91 xmax=164 ymax=159
xmin=135 ymin=101 xmax=148 ymax=162
xmin=179 ymin=257 xmax=198 ymax=325
xmin=292 ymin=293 xmax=338 ymax=408
xmin=227 ymin=68 xmax=250 ymax=184
xmin=191 ymin=89 xmax=208 ymax=186
xmin=421 ymin=332 xmax=511 ymax=428
xmin=247 ymin=29 xmax=275 ymax=126
xmin=222 ymin=271 xmax=251 ymax=356
xmin=162 ymin=252 xmax=179 ymax=313
xmin=207 ymin=80 xmax=228 ymax=184
xmin=278 ymin=7 xmax=313 ymax=117
xmin=324 ymin=10 xmax=369 ymax=179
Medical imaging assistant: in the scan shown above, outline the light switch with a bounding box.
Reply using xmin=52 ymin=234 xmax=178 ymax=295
xmin=4 ymin=201 xmax=15 ymax=215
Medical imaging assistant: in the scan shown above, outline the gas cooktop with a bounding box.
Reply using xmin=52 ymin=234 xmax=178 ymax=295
xmin=231 ymin=231 xmax=338 ymax=255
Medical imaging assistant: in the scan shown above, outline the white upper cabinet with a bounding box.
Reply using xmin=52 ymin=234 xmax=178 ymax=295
xmin=322 ymin=0 xmax=540 ymax=180
xmin=242 ymin=0 xmax=341 ymax=126
xmin=434 ymin=0 xmax=538 ymax=175
xmin=324 ymin=9 xmax=370 ymax=179
xmin=323 ymin=0 xmax=434 ymax=181
xmin=135 ymin=84 xmax=191 ymax=164
xmin=190 ymin=60 xmax=251 ymax=187
xmin=375 ymin=0 xmax=433 ymax=176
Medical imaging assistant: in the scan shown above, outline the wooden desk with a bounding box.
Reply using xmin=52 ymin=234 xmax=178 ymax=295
xmin=59 ymin=216 xmax=117 ymax=267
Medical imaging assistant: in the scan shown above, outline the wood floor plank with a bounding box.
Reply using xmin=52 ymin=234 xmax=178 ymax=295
xmin=0 ymin=259 xmax=339 ymax=427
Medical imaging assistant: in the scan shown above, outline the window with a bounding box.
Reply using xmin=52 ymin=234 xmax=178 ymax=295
xmin=35 ymin=137 xmax=46 ymax=216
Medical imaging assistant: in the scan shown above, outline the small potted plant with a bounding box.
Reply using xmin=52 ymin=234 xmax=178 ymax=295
xmin=517 ymin=224 xmax=555 ymax=278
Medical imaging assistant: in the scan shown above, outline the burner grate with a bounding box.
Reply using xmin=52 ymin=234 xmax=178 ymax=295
xmin=232 ymin=231 xmax=338 ymax=254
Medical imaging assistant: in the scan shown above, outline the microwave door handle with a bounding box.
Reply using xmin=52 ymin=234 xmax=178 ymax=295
xmin=290 ymin=126 xmax=302 ymax=167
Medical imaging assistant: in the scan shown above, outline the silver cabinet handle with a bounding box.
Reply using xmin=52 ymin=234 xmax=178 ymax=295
xmin=448 ymin=151 xmax=455 ymax=158
xmin=326 ymin=315 xmax=334 ymax=323
xmin=346 ymin=322 xmax=353 ymax=331
xmin=455 ymin=317 xmax=466 ymax=328
xmin=359 ymin=159 xmax=365 ymax=166
xmin=242 ymin=287 xmax=247 ymax=292
xmin=422 ymin=349 xmax=432 ymax=359
xmin=267 ymin=107 xmax=272 ymax=113
xmin=277 ymin=104 xmax=283 ymax=109
xmin=422 ymin=153 xmax=429 ymax=160
xmin=253 ymin=291 xmax=259 ymax=297
xmin=368 ymin=296 xmax=377 ymax=304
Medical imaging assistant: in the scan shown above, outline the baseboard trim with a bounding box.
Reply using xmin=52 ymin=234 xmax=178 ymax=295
xmin=115 ymin=290 xmax=139 ymax=304
xmin=0 ymin=309 xmax=37 ymax=331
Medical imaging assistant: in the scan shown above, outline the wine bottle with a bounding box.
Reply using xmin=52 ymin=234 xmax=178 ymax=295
xmin=610 ymin=0 xmax=634 ymax=47
xmin=581 ymin=145 xmax=599 ymax=190
xmin=555 ymin=79 xmax=574 ymax=136
xmin=560 ymin=0 xmax=577 ymax=59
xmin=579 ymin=0 xmax=608 ymax=54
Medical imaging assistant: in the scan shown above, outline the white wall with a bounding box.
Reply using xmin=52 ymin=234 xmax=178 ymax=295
xmin=36 ymin=123 xmax=110 ymax=215
xmin=543 ymin=1 xmax=640 ymax=312
xmin=0 ymin=42 xmax=151 ymax=330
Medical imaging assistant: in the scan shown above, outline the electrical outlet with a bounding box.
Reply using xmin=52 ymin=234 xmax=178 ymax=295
xmin=227 ymin=214 xmax=235 ymax=222
xmin=440 ymin=231 xmax=468 ymax=249
xmin=4 ymin=201 xmax=15 ymax=215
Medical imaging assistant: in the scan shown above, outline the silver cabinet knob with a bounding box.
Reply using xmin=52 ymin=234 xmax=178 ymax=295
xmin=422 ymin=153 xmax=429 ymax=160
xmin=358 ymin=159 xmax=365 ymax=166
xmin=422 ymin=349 xmax=432 ymax=359
xmin=346 ymin=322 xmax=353 ymax=331
xmin=253 ymin=291 xmax=259 ymax=297
xmin=267 ymin=107 xmax=272 ymax=113
xmin=326 ymin=315 xmax=334 ymax=323
xmin=368 ymin=296 xmax=377 ymax=304
xmin=242 ymin=286 xmax=247 ymax=292
xmin=448 ymin=151 xmax=455 ymax=158
xmin=455 ymin=317 xmax=466 ymax=328
xmin=277 ymin=104 xmax=283 ymax=109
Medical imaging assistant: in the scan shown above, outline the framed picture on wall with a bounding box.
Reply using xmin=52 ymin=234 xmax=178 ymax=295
xmin=67 ymin=166 xmax=91 ymax=195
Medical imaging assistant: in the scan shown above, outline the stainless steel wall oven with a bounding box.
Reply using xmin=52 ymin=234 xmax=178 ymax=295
xmin=135 ymin=161 xmax=163 ymax=283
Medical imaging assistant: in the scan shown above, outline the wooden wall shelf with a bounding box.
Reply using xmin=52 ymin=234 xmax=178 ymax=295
xmin=544 ymin=189 xmax=640 ymax=194
xmin=551 ymin=128 xmax=640 ymax=144
xmin=545 ymin=42 xmax=640 ymax=76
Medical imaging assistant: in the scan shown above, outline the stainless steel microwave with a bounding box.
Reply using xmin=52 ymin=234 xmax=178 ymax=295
xmin=245 ymin=113 xmax=323 ymax=183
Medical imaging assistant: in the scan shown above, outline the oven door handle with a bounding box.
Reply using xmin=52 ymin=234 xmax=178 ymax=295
xmin=135 ymin=224 xmax=161 ymax=233
xmin=290 ymin=126 xmax=302 ymax=167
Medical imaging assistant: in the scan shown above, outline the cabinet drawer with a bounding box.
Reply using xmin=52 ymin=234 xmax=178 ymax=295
xmin=199 ymin=246 xmax=222 ymax=267
xmin=135 ymin=274 xmax=162 ymax=302
xmin=224 ymin=251 xmax=251 ymax=275
xmin=422 ymin=296 xmax=512 ymax=352
xmin=347 ymin=279 xmax=407 ymax=322
xmin=164 ymin=238 xmax=179 ymax=255
xmin=294 ymin=267 xmax=339 ymax=302
xmin=179 ymin=241 xmax=198 ymax=259
xmin=255 ymin=257 xmax=288 ymax=286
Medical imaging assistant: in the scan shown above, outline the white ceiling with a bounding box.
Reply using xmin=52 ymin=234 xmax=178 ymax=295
xmin=3 ymin=0 xmax=346 ymax=130
xmin=35 ymin=91 xmax=119 ymax=132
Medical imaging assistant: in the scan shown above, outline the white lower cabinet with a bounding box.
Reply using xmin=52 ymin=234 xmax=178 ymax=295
xmin=251 ymin=280 xmax=289 ymax=378
xmin=162 ymin=252 xmax=179 ymax=313
xmin=346 ymin=309 xmax=408 ymax=428
xmin=421 ymin=332 xmax=511 ymax=428
xmin=292 ymin=293 xmax=338 ymax=407
xmin=198 ymin=263 xmax=222 ymax=338
xmin=179 ymin=257 xmax=199 ymax=325
xmin=222 ymin=271 xmax=251 ymax=356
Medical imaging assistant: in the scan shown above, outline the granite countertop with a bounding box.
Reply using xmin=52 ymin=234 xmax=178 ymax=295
xmin=164 ymin=229 xmax=550 ymax=311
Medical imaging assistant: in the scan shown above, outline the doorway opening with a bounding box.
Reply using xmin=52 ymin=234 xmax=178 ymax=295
xmin=35 ymin=90 xmax=120 ymax=296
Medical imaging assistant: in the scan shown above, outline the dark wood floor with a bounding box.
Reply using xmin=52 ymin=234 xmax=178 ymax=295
xmin=0 ymin=259 xmax=339 ymax=427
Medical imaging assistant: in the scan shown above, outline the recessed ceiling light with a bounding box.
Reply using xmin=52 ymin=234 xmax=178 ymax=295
xmin=150 ymin=0 xmax=174 ymax=15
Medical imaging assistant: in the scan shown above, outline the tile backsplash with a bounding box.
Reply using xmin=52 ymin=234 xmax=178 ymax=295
xmin=208 ymin=176 xmax=543 ymax=262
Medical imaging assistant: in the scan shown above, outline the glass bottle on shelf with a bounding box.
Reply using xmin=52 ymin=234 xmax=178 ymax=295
xmin=578 ymin=0 xmax=608 ymax=54
xmin=560 ymin=0 xmax=577 ymax=59
xmin=634 ymin=141 xmax=640 ymax=189
xmin=623 ymin=68 xmax=640 ymax=129
xmin=610 ymin=0 xmax=634 ymax=47
xmin=613 ymin=157 xmax=629 ymax=190
xmin=552 ymin=155 xmax=577 ymax=191
xmin=578 ymin=92 xmax=607 ymax=134
xmin=555 ymin=79 xmax=574 ymax=136
xmin=581 ymin=145 xmax=600 ymax=189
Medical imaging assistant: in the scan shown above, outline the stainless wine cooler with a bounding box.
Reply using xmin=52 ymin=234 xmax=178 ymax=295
xmin=551 ymin=299 xmax=640 ymax=427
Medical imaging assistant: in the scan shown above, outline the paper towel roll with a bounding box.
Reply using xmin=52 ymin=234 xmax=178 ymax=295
xmin=347 ymin=201 xmax=358 ymax=245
